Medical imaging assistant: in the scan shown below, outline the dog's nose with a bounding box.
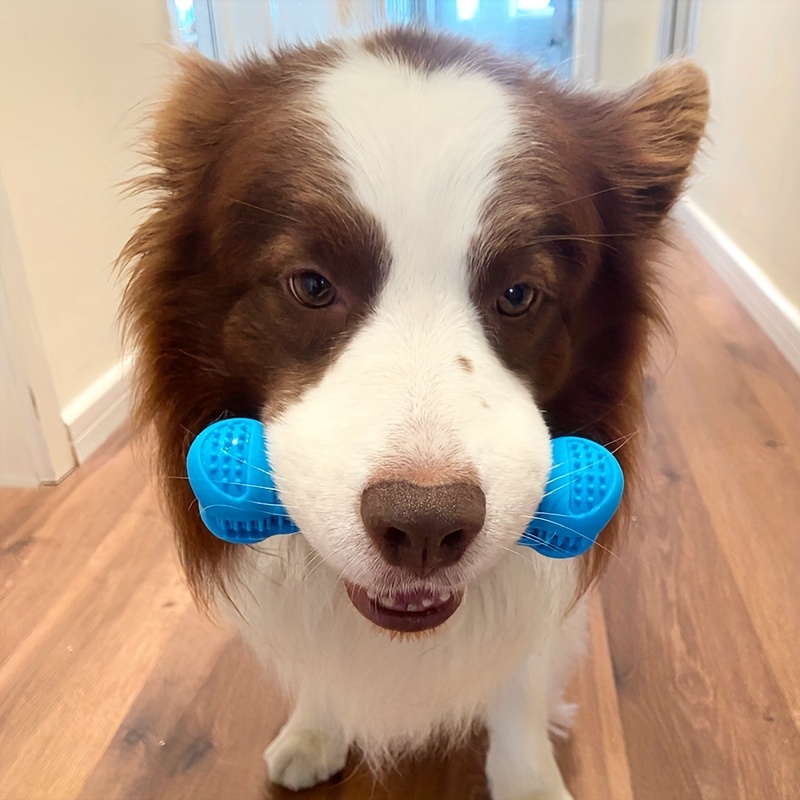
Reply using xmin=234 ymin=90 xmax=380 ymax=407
xmin=360 ymin=481 xmax=486 ymax=576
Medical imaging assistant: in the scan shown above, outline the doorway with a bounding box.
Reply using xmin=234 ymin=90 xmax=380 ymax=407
xmin=169 ymin=0 xmax=576 ymax=79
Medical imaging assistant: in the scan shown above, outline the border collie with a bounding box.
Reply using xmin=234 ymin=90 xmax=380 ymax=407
xmin=121 ymin=28 xmax=708 ymax=799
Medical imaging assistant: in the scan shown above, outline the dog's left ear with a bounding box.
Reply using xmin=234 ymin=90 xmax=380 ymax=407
xmin=580 ymin=60 xmax=710 ymax=231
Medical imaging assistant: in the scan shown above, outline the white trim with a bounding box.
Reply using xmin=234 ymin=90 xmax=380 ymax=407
xmin=657 ymin=0 xmax=700 ymax=60
xmin=657 ymin=0 xmax=676 ymax=62
xmin=677 ymin=199 xmax=800 ymax=377
xmin=572 ymin=0 xmax=602 ymax=83
xmin=673 ymin=0 xmax=700 ymax=55
xmin=62 ymin=354 xmax=133 ymax=465
xmin=195 ymin=0 xmax=220 ymax=58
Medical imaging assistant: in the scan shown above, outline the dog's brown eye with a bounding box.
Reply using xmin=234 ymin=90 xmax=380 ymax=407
xmin=497 ymin=284 xmax=538 ymax=317
xmin=289 ymin=271 xmax=336 ymax=308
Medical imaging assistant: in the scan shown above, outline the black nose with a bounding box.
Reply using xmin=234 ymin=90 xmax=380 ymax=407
xmin=360 ymin=481 xmax=486 ymax=577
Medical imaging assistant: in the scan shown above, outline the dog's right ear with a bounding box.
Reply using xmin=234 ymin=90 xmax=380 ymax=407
xmin=145 ymin=50 xmax=239 ymax=196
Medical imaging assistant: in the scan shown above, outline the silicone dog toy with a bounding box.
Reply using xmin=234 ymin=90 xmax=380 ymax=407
xmin=520 ymin=436 xmax=624 ymax=558
xmin=186 ymin=418 xmax=623 ymax=559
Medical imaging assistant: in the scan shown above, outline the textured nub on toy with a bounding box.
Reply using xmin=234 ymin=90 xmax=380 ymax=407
xmin=521 ymin=437 xmax=624 ymax=558
xmin=186 ymin=418 xmax=298 ymax=543
xmin=186 ymin=419 xmax=623 ymax=559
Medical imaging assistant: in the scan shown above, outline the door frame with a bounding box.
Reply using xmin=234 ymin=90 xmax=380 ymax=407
xmin=0 ymin=176 xmax=76 ymax=485
xmin=573 ymin=0 xmax=603 ymax=82
xmin=658 ymin=0 xmax=700 ymax=60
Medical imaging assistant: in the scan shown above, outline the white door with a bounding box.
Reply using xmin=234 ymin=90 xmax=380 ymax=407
xmin=0 ymin=270 xmax=44 ymax=487
xmin=0 ymin=177 xmax=76 ymax=488
xmin=0 ymin=320 xmax=39 ymax=487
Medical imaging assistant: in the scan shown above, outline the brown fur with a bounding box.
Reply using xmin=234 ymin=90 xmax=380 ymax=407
xmin=119 ymin=31 xmax=708 ymax=607
xmin=119 ymin=45 xmax=386 ymax=605
xmin=474 ymin=59 xmax=710 ymax=593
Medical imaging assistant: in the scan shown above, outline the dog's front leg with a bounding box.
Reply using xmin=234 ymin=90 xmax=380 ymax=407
xmin=486 ymin=655 xmax=574 ymax=800
xmin=264 ymin=697 xmax=349 ymax=791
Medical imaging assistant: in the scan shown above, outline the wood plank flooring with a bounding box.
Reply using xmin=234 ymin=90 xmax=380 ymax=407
xmin=1 ymin=237 xmax=798 ymax=799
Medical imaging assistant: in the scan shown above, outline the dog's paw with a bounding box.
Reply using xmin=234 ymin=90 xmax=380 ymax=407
xmin=493 ymin=789 xmax=575 ymax=800
xmin=489 ymin=771 xmax=575 ymax=800
xmin=264 ymin=726 xmax=348 ymax=791
xmin=534 ymin=789 xmax=574 ymax=800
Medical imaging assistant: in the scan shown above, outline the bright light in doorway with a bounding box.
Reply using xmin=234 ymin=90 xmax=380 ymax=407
xmin=174 ymin=0 xmax=194 ymax=11
xmin=457 ymin=0 xmax=480 ymax=21
xmin=509 ymin=0 xmax=552 ymax=15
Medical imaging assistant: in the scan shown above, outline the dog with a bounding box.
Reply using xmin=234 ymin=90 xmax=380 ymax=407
xmin=120 ymin=28 xmax=708 ymax=799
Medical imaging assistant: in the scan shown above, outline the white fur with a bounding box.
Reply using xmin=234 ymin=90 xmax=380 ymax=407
xmin=223 ymin=46 xmax=585 ymax=797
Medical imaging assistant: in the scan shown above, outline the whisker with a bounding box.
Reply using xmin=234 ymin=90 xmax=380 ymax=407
xmin=607 ymin=430 xmax=639 ymax=454
xmin=548 ymin=188 xmax=622 ymax=210
xmin=539 ymin=431 xmax=638 ymax=498
xmin=544 ymin=231 xmax=637 ymax=240
xmin=226 ymin=196 xmax=300 ymax=224
xmin=164 ymin=472 xmax=309 ymax=493
xmin=534 ymin=509 xmax=588 ymax=519
xmin=199 ymin=503 xmax=256 ymax=514
xmin=505 ymin=502 xmax=623 ymax=561
xmin=304 ymin=548 xmax=341 ymax=583
xmin=498 ymin=544 xmax=533 ymax=563
xmin=167 ymin=474 xmax=266 ymax=489
xmin=516 ymin=532 xmax=574 ymax=558
xmin=236 ymin=498 xmax=291 ymax=509
xmin=525 ymin=516 xmax=622 ymax=563
xmin=218 ymin=450 xmax=305 ymax=487
xmin=516 ymin=234 xmax=632 ymax=254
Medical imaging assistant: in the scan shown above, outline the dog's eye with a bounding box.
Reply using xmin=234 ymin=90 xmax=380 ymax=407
xmin=289 ymin=270 xmax=336 ymax=308
xmin=497 ymin=284 xmax=538 ymax=317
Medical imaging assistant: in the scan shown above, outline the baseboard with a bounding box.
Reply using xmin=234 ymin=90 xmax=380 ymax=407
xmin=62 ymin=354 xmax=133 ymax=465
xmin=676 ymin=199 xmax=800 ymax=377
xmin=0 ymin=471 xmax=40 ymax=488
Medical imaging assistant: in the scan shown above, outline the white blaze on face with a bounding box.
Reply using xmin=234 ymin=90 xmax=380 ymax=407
xmin=267 ymin=48 xmax=553 ymax=587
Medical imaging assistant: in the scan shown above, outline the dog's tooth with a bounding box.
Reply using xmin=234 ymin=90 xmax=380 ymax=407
xmin=438 ymin=590 xmax=452 ymax=602
xmin=406 ymin=603 xmax=420 ymax=612
xmin=380 ymin=594 xmax=396 ymax=608
xmin=421 ymin=597 xmax=435 ymax=608
xmin=367 ymin=588 xmax=377 ymax=600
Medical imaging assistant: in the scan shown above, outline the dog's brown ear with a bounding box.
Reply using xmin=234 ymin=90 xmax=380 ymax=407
xmin=121 ymin=51 xmax=245 ymax=610
xmin=546 ymin=62 xmax=707 ymax=598
xmin=583 ymin=59 xmax=710 ymax=230
xmin=145 ymin=50 xmax=239 ymax=196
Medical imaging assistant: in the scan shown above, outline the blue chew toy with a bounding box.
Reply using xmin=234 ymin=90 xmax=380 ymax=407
xmin=521 ymin=437 xmax=623 ymax=558
xmin=186 ymin=418 xmax=623 ymax=559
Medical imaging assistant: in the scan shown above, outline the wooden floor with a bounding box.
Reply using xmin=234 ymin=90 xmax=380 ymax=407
xmin=1 ymin=237 xmax=798 ymax=800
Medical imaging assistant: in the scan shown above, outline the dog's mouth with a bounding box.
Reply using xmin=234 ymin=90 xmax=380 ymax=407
xmin=345 ymin=583 xmax=464 ymax=633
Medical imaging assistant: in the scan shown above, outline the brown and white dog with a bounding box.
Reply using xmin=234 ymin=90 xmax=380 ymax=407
xmin=121 ymin=29 xmax=708 ymax=799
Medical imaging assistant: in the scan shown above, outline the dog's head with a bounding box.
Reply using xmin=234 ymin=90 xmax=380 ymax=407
xmin=121 ymin=30 xmax=708 ymax=632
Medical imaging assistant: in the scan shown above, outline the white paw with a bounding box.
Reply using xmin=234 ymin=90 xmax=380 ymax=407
xmin=489 ymin=769 xmax=575 ymax=800
xmin=264 ymin=727 xmax=348 ymax=791
xmin=534 ymin=789 xmax=574 ymax=800
xmin=492 ymin=789 xmax=574 ymax=800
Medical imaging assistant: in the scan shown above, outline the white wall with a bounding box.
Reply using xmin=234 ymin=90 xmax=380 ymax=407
xmin=0 ymin=0 xmax=171 ymax=418
xmin=597 ymin=0 xmax=661 ymax=86
xmin=688 ymin=0 xmax=800 ymax=316
xmin=593 ymin=0 xmax=800 ymax=372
